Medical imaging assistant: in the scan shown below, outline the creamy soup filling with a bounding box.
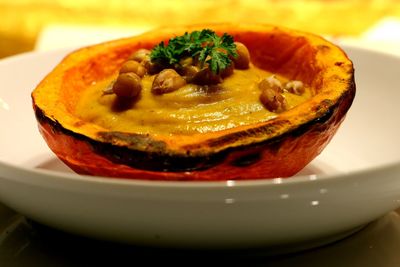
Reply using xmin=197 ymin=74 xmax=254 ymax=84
xmin=75 ymin=65 xmax=312 ymax=135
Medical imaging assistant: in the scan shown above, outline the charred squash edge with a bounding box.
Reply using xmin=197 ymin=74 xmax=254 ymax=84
xmin=33 ymin=79 xmax=354 ymax=172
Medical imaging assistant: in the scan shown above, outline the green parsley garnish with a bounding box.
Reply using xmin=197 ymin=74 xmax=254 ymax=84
xmin=150 ymin=29 xmax=238 ymax=74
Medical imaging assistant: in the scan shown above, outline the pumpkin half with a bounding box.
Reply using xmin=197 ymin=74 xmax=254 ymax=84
xmin=32 ymin=24 xmax=355 ymax=181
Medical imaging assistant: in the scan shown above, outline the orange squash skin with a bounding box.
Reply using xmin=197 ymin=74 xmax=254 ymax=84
xmin=32 ymin=24 xmax=356 ymax=181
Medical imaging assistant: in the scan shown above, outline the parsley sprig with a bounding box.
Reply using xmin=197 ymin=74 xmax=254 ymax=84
xmin=150 ymin=29 xmax=237 ymax=74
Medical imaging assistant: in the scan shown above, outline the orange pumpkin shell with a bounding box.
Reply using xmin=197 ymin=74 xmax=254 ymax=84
xmin=32 ymin=24 xmax=355 ymax=181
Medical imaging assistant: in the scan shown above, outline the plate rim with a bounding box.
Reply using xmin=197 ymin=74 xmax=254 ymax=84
xmin=1 ymin=45 xmax=400 ymax=189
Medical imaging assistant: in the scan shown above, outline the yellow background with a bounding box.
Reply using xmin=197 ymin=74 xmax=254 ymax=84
xmin=1 ymin=0 xmax=400 ymax=58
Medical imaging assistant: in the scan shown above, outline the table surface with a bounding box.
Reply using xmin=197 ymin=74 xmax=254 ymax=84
xmin=1 ymin=202 xmax=400 ymax=266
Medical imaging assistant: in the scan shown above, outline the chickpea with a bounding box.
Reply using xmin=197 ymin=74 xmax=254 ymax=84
xmin=191 ymin=67 xmax=222 ymax=85
xmin=129 ymin=48 xmax=150 ymax=62
xmin=233 ymin=42 xmax=250 ymax=69
xmin=285 ymin=80 xmax=305 ymax=95
xmin=258 ymin=76 xmax=287 ymax=112
xmin=259 ymin=87 xmax=287 ymax=113
xmin=142 ymin=56 xmax=161 ymax=75
xmin=112 ymin=72 xmax=142 ymax=98
xmin=180 ymin=65 xmax=200 ymax=83
xmin=220 ymin=63 xmax=234 ymax=78
xmin=259 ymin=75 xmax=283 ymax=93
xmin=119 ymin=60 xmax=146 ymax=77
xmin=179 ymin=57 xmax=193 ymax=67
xmin=152 ymin=69 xmax=187 ymax=94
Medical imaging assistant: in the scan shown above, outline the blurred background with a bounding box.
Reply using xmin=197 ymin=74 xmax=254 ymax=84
xmin=1 ymin=0 xmax=400 ymax=58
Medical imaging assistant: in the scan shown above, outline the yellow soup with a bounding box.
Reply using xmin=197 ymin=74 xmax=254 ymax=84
xmin=75 ymin=65 xmax=312 ymax=135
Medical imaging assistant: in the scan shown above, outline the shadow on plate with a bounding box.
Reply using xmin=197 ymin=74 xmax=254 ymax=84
xmin=1 ymin=204 xmax=400 ymax=267
xmin=32 ymin=156 xmax=336 ymax=178
xmin=34 ymin=157 xmax=74 ymax=173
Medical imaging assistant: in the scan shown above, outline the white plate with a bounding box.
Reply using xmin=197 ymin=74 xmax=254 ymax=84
xmin=0 ymin=46 xmax=400 ymax=250
xmin=2 ymin=204 xmax=400 ymax=265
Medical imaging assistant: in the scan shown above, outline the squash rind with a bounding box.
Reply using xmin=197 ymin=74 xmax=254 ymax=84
xmin=32 ymin=23 xmax=356 ymax=180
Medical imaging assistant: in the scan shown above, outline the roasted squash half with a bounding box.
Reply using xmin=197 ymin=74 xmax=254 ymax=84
xmin=32 ymin=24 xmax=355 ymax=181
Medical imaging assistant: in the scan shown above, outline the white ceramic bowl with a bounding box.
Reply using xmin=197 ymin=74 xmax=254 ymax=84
xmin=0 ymin=45 xmax=400 ymax=251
